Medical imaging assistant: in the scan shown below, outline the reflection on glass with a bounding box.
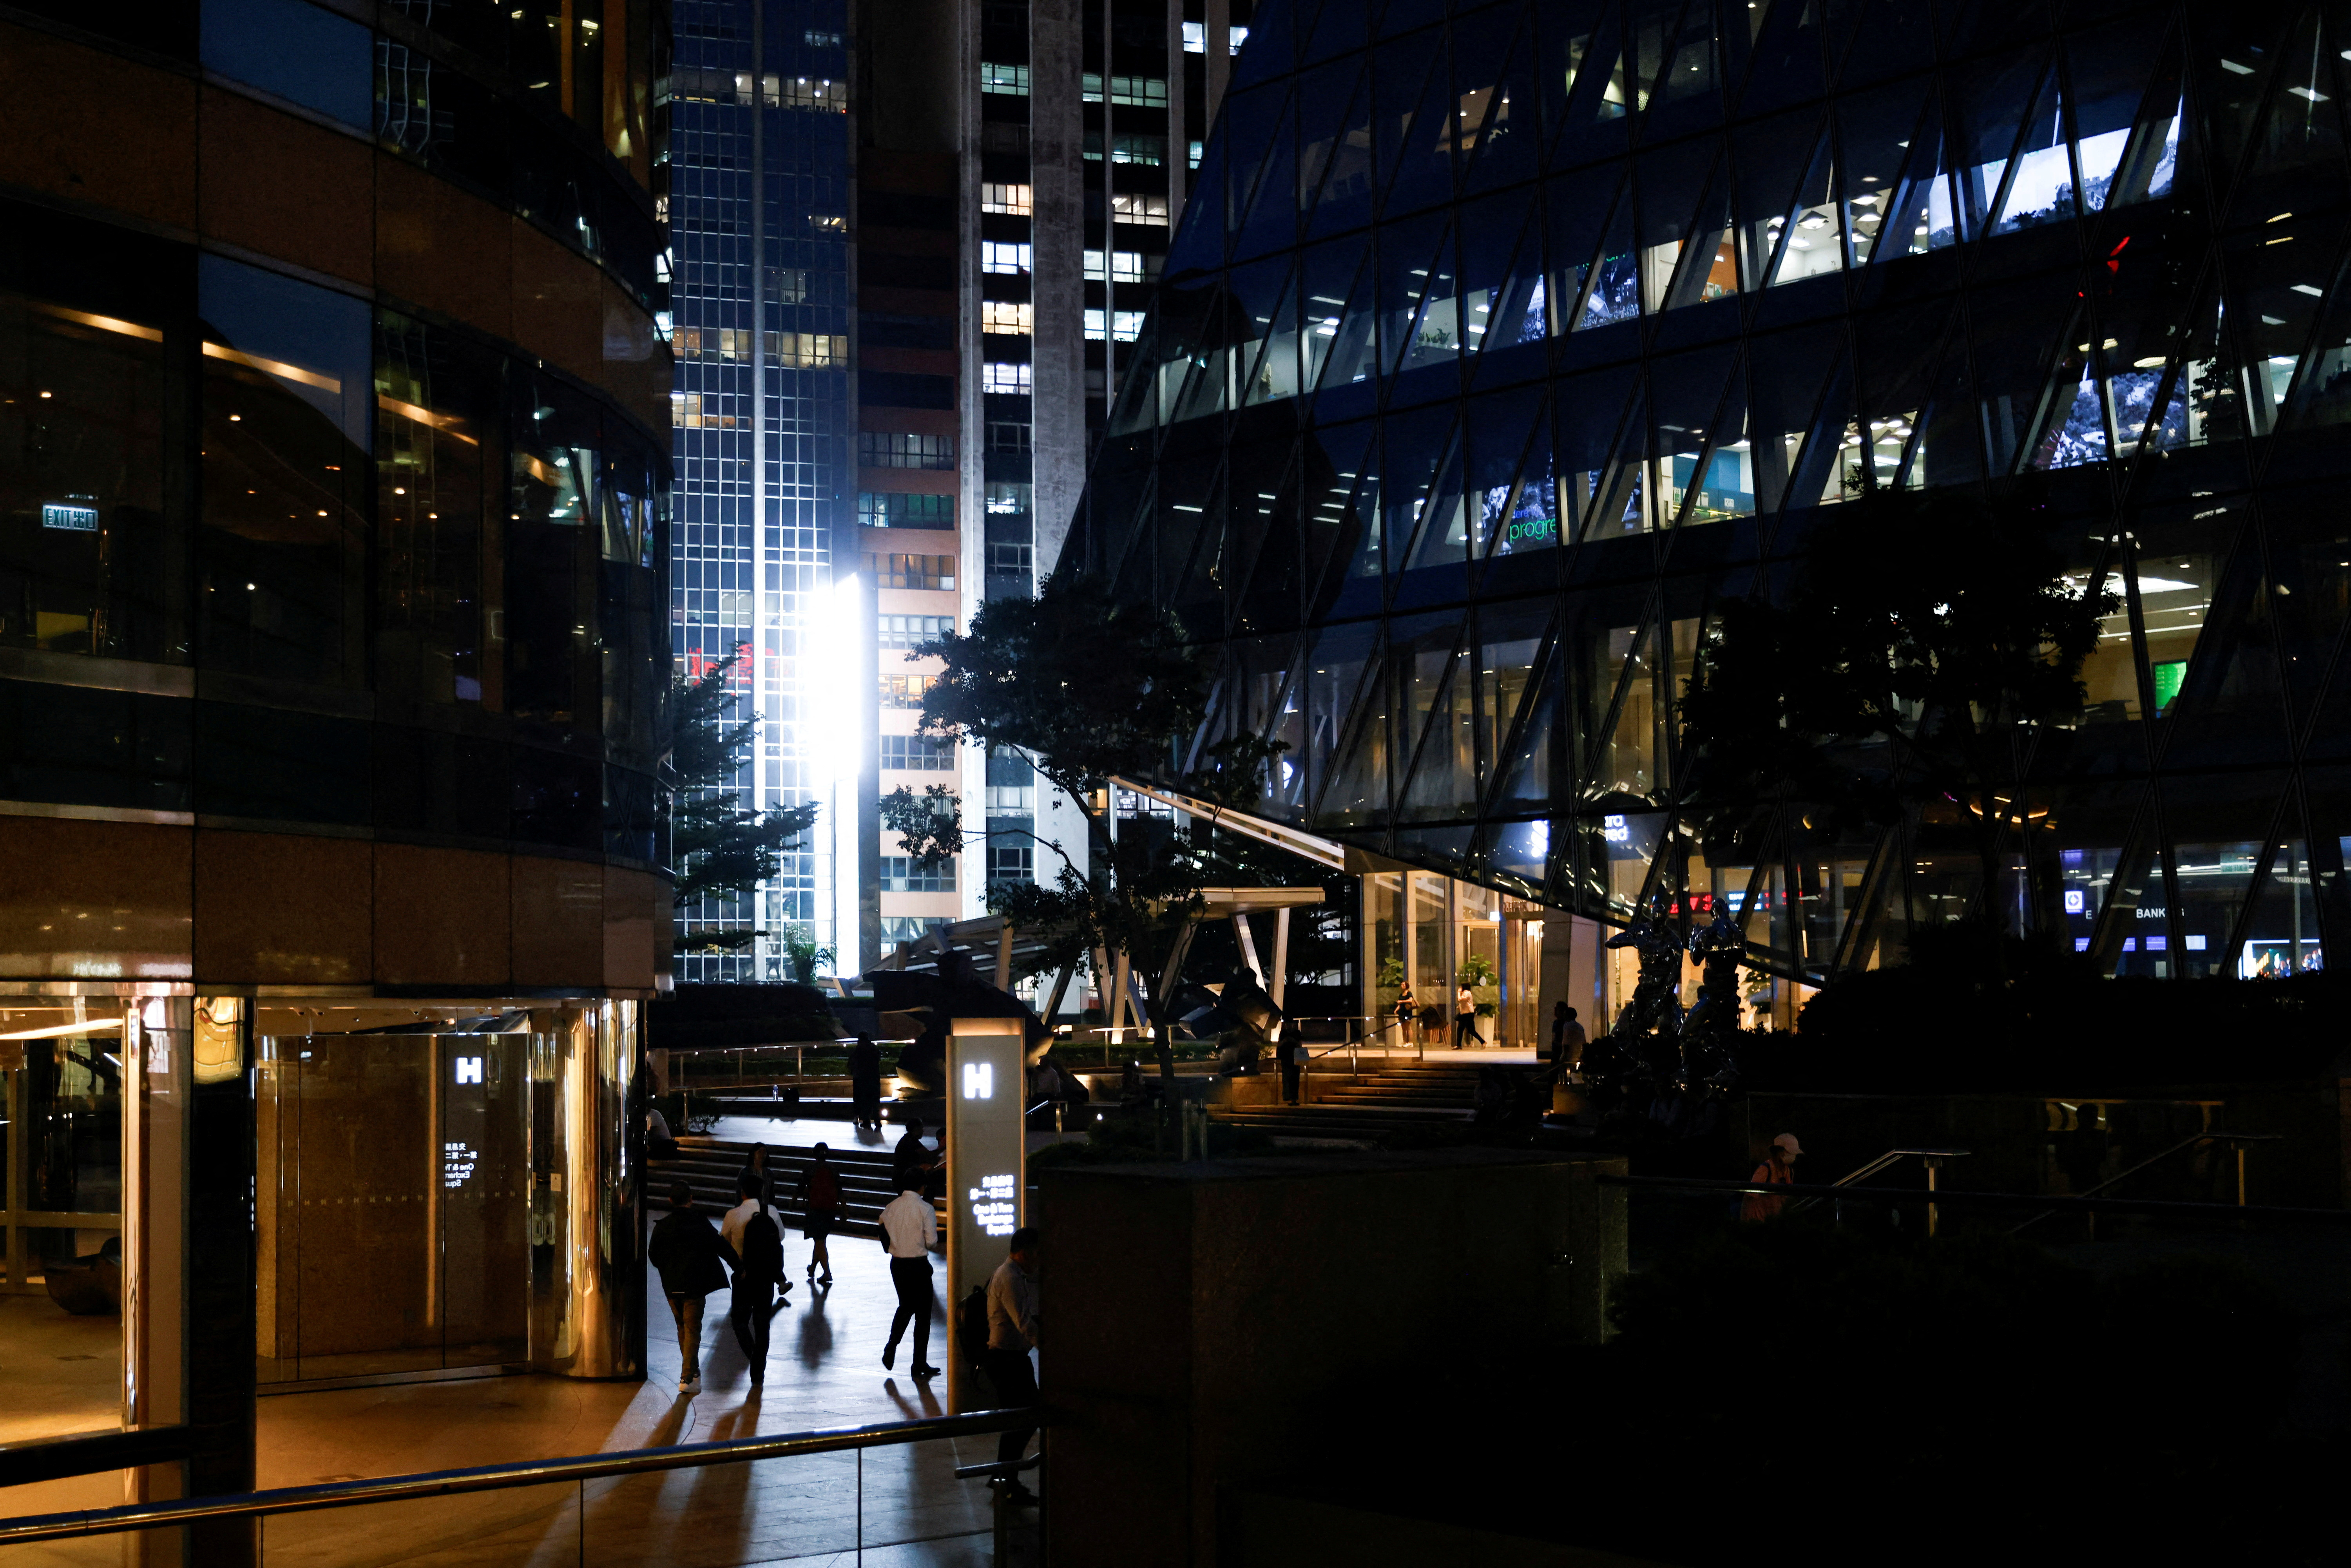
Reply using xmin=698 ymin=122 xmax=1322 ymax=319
xmin=2137 ymin=553 xmax=2213 ymax=704
xmin=0 ymin=1019 xmax=126 ymax=1448
xmin=198 ymin=257 xmax=371 ymax=684
xmin=0 ymin=292 xmax=169 ymax=660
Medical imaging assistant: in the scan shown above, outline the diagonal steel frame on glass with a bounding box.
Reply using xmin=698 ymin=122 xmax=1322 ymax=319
xmin=1068 ymin=0 xmax=2351 ymax=987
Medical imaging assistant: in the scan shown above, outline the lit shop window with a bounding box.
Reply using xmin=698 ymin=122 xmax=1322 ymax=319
xmin=981 ymin=182 xmax=1033 ymax=215
xmin=1084 ymin=309 xmax=1146 ymax=341
xmin=982 ymin=301 xmax=1035 ymax=335
xmin=982 ymin=241 xmax=1033 ymax=275
xmin=980 ymin=62 xmax=1030 ymax=95
xmin=1084 ymin=250 xmax=1145 ymax=282
xmin=982 ymin=362 xmax=1034 ymax=394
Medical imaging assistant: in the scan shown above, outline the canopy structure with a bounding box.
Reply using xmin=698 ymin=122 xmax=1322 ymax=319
xmin=852 ymin=886 xmax=1326 ymax=1043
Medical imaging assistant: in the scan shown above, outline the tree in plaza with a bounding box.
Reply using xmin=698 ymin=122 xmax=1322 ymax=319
xmin=670 ymin=650 xmax=821 ymax=956
xmin=1676 ymin=481 xmax=2114 ymax=959
xmin=878 ymin=573 xmax=1283 ymax=1091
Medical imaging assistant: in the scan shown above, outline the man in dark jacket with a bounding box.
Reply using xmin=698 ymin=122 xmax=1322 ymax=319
xmin=724 ymin=1173 xmax=787 ymax=1385
xmin=850 ymin=1035 xmax=884 ymax=1130
xmin=647 ymin=1181 xmax=730 ymax=1395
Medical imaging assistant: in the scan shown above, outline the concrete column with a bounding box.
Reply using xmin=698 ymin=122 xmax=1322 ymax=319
xmin=1029 ymin=0 xmax=1089 ymax=575
xmin=1205 ymin=0 xmax=1230 ymax=127
xmin=187 ymin=996 xmax=257 ymax=1566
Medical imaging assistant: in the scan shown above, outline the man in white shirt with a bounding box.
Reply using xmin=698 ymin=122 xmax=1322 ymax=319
xmin=984 ymin=1227 xmax=1042 ymax=1503
xmin=877 ymin=1184 xmax=940 ymax=1379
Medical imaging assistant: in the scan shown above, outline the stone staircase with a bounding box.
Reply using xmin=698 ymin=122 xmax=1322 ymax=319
xmin=646 ymin=1135 xmax=915 ymax=1239
xmin=1211 ymin=1063 xmax=1482 ymax=1141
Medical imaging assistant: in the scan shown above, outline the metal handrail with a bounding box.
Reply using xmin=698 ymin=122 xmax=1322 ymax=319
xmin=1600 ymin=1172 xmax=2351 ymax=1222
xmin=2010 ymin=1130 xmax=2282 ymax=1235
xmin=0 ymin=1409 xmax=1040 ymax=1545
xmin=1789 ymin=1148 xmax=1970 ymax=1222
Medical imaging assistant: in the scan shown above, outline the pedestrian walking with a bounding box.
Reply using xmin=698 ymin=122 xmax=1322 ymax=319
xmin=878 ymin=1182 xmax=940 ymax=1379
xmin=1454 ymin=983 xmax=1484 ymax=1049
xmin=647 ymin=1181 xmax=731 ymax=1394
xmin=1742 ymin=1132 xmax=1802 ymax=1222
xmin=737 ymin=1142 xmax=776 ymax=1213
xmin=724 ymin=1173 xmax=786 ymax=1386
xmin=985 ymin=1227 xmax=1043 ymax=1506
xmin=797 ymin=1142 xmax=843 ymax=1285
xmin=893 ymin=1118 xmax=940 ymax=1197
xmin=849 ymin=1035 xmax=884 ymax=1130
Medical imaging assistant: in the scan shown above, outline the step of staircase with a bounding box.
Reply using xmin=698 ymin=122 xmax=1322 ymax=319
xmin=647 ymin=1135 xmax=928 ymax=1239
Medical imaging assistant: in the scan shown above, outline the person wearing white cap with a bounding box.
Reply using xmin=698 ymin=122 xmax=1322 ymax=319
xmin=1742 ymin=1132 xmax=1801 ymax=1222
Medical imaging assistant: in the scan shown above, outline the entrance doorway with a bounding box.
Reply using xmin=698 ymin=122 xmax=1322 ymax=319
xmin=255 ymin=1032 xmax=529 ymax=1385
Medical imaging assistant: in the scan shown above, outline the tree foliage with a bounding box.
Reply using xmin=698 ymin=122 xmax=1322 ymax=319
xmin=670 ymin=652 xmax=820 ymax=954
xmin=1677 ymin=482 xmax=2114 ymax=917
xmin=881 ymin=574 xmax=1291 ymax=1081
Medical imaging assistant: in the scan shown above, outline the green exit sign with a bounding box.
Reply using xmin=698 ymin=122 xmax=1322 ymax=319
xmin=2151 ymin=659 xmax=2186 ymax=711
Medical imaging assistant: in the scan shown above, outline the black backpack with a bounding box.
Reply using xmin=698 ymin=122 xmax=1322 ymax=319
xmin=958 ymin=1284 xmax=992 ymax=1371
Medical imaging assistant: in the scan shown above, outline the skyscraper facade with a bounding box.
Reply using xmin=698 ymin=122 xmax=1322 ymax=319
xmin=847 ymin=0 xmax=1257 ymax=977
xmin=668 ymin=0 xmax=856 ymax=981
xmin=1065 ymin=0 xmax=2351 ymax=1029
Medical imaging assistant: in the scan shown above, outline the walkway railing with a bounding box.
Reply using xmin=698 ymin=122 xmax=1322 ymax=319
xmin=0 ymin=1408 xmax=1044 ymax=1564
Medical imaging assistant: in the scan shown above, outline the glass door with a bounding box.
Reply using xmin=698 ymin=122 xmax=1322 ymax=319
xmin=0 ymin=1023 xmax=126 ymax=1445
xmin=257 ymin=1032 xmax=528 ymax=1385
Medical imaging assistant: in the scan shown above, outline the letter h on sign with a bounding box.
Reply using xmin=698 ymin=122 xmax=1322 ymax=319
xmin=962 ymin=1061 xmax=992 ymax=1099
xmin=455 ymin=1056 xmax=484 ymax=1085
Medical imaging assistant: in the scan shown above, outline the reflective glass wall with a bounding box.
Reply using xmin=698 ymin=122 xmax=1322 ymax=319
xmin=1071 ymin=0 xmax=2351 ymax=987
xmin=0 ymin=200 xmax=669 ymax=859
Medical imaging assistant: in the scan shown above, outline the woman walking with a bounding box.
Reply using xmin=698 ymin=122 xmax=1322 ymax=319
xmin=797 ymin=1141 xmax=844 ymax=1285
xmin=647 ymin=1181 xmax=731 ymax=1394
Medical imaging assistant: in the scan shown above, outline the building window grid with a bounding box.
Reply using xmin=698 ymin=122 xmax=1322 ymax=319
xmin=881 ymin=735 xmax=956 ymax=771
xmin=880 ymin=857 xmax=957 ymax=893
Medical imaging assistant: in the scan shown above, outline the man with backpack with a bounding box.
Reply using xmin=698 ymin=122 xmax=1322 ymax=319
xmin=723 ymin=1172 xmax=787 ymax=1385
xmin=648 ymin=1181 xmax=730 ymax=1395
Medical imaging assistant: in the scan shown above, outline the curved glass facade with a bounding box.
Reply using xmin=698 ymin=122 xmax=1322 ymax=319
xmin=1069 ymin=0 xmax=2351 ymax=985
xmin=1 ymin=200 xmax=669 ymax=862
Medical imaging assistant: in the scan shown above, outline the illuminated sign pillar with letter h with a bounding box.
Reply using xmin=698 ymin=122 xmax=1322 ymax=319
xmin=946 ymin=1016 xmax=1024 ymax=1410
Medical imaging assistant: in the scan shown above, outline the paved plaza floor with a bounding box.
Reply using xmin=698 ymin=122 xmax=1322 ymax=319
xmin=0 ymin=1224 xmax=1014 ymax=1567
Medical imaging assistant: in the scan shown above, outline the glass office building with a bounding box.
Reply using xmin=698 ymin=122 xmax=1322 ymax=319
xmin=1066 ymin=0 xmax=2351 ymax=1025
xmin=0 ymin=0 xmax=668 ymax=1507
xmin=668 ymin=0 xmax=854 ymax=980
